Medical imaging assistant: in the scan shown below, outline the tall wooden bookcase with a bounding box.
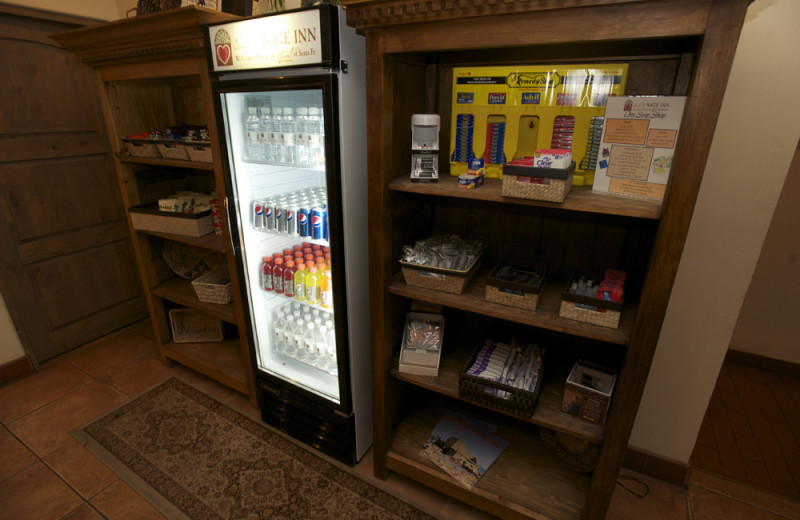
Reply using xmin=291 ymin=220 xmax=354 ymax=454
xmin=340 ymin=0 xmax=750 ymax=519
xmin=53 ymin=7 xmax=258 ymax=405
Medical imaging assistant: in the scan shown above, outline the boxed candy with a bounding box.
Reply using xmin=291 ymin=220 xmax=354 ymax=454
xmin=398 ymin=312 xmax=444 ymax=376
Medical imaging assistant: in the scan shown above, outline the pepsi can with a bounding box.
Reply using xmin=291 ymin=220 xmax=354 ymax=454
xmin=286 ymin=205 xmax=299 ymax=236
xmin=274 ymin=204 xmax=285 ymax=234
xmin=297 ymin=207 xmax=310 ymax=237
xmin=263 ymin=199 xmax=275 ymax=231
xmin=252 ymin=200 xmax=264 ymax=229
xmin=311 ymin=206 xmax=327 ymax=240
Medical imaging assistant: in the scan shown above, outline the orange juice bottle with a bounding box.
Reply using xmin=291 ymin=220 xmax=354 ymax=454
xmin=305 ymin=265 xmax=319 ymax=304
xmin=294 ymin=262 xmax=306 ymax=302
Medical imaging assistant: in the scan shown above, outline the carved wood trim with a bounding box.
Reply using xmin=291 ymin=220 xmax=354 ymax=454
xmin=341 ymin=0 xmax=648 ymax=30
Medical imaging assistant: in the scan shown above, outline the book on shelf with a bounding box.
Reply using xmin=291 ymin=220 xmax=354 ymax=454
xmin=421 ymin=410 xmax=509 ymax=489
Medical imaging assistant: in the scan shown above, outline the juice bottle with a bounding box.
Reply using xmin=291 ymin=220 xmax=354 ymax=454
xmin=283 ymin=260 xmax=295 ymax=298
xmin=260 ymin=256 xmax=273 ymax=292
xmin=320 ymin=268 xmax=332 ymax=309
xmin=305 ymin=265 xmax=319 ymax=305
xmin=294 ymin=262 xmax=306 ymax=302
xmin=273 ymin=257 xmax=285 ymax=294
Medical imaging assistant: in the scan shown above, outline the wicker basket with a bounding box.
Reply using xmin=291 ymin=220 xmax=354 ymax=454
xmin=399 ymin=243 xmax=485 ymax=295
xmin=186 ymin=142 xmax=212 ymax=163
xmin=191 ymin=266 xmax=233 ymax=304
xmin=559 ymin=273 xmax=624 ymax=329
xmin=485 ymin=260 xmax=546 ymax=311
xmin=459 ymin=344 xmax=545 ymax=418
xmin=154 ymin=139 xmax=189 ymax=160
xmin=501 ymin=162 xmax=574 ymax=203
xmin=169 ymin=309 xmax=224 ymax=343
xmin=129 ymin=203 xmax=213 ymax=237
xmin=122 ymin=138 xmax=160 ymax=158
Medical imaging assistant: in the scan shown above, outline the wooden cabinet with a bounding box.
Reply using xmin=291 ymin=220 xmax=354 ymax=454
xmin=341 ymin=1 xmax=750 ymax=519
xmin=53 ymin=7 xmax=257 ymax=405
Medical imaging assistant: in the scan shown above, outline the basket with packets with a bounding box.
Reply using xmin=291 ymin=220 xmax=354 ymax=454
xmin=485 ymin=259 xmax=547 ymax=311
xmin=459 ymin=339 xmax=545 ymax=418
xmin=559 ymin=270 xmax=626 ymax=329
xmin=399 ymin=234 xmax=485 ymax=294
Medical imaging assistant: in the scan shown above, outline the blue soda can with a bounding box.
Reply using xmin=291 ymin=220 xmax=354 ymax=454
xmin=311 ymin=206 xmax=326 ymax=240
xmin=297 ymin=207 xmax=310 ymax=237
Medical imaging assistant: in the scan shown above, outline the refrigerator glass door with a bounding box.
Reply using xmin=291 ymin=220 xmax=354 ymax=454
xmin=220 ymin=85 xmax=341 ymax=405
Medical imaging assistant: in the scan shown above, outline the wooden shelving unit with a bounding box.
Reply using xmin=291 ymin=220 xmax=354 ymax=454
xmin=53 ymin=7 xmax=258 ymax=406
xmin=341 ymin=0 xmax=751 ymax=518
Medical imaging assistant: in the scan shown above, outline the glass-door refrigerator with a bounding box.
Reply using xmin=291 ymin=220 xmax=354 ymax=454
xmin=206 ymin=4 xmax=370 ymax=465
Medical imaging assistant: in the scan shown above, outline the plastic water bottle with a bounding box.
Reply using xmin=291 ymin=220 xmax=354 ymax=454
xmin=270 ymin=107 xmax=282 ymax=164
xmin=325 ymin=327 xmax=338 ymax=376
xmin=313 ymin=324 xmax=327 ymax=371
xmin=307 ymin=107 xmax=323 ymax=166
xmin=283 ymin=314 xmax=297 ymax=358
xmin=245 ymin=107 xmax=260 ymax=161
xmin=279 ymin=107 xmax=296 ymax=165
xmin=258 ymin=106 xmax=273 ymax=162
xmin=294 ymin=107 xmax=309 ymax=165
xmin=273 ymin=308 xmax=287 ymax=355
xmin=297 ymin=321 xmax=313 ymax=363
xmin=291 ymin=318 xmax=305 ymax=359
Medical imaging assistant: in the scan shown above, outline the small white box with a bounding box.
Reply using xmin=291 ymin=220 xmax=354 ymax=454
xmin=533 ymin=149 xmax=573 ymax=169
xmin=562 ymin=360 xmax=617 ymax=425
xmin=398 ymin=312 xmax=444 ymax=377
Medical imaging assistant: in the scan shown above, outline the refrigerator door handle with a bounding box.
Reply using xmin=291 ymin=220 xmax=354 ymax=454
xmin=224 ymin=196 xmax=239 ymax=256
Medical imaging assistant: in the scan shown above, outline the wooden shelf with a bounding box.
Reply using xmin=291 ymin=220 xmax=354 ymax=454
xmin=391 ymin=345 xmax=605 ymax=443
xmin=389 ymin=175 xmax=662 ymax=220
xmin=386 ymin=399 xmax=591 ymax=520
xmin=137 ymin=229 xmax=227 ymax=253
xmin=389 ymin=272 xmax=635 ymax=346
xmin=151 ymin=277 xmax=237 ymax=324
xmin=119 ymin=153 xmax=214 ymax=170
xmin=162 ymin=337 xmax=249 ymax=394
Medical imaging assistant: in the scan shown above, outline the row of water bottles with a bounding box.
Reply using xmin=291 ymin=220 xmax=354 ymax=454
xmin=272 ymin=302 xmax=337 ymax=376
xmin=245 ymin=105 xmax=325 ymax=166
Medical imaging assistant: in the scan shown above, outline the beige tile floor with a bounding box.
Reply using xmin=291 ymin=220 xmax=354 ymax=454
xmin=1 ymin=320 xmax=798 ymax=520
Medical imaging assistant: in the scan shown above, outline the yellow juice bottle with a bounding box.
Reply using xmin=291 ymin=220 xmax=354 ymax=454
xmin=320 ymin=269 xmax=333 ymax=309
xmin=305 ymin=265 xmax=319 ymax=305
xmin=294 ymin=262 xmax=306 ymax=302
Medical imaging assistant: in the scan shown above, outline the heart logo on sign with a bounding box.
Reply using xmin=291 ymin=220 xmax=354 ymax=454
xmin=216 ymin=44 xmax=231 ymax=66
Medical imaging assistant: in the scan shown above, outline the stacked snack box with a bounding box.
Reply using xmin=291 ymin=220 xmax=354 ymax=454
xmin=450 ymin=64 xmax=628 ymax=186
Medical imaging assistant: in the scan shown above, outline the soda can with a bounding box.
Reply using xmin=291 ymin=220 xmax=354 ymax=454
xmin=252 ymin=199 xmax=265 ymax=229
xmin=286 ymin=205 xmax=299 ymax=236
xmin=274 ymin=204 xmax=285 ymax=234
xmin=263 ymin=200 xmax=275 ymax=231
xmin=297 ymin=207 xmax=310 ymax=237
xmin=311 ymin=206 xmax=327 ymax=240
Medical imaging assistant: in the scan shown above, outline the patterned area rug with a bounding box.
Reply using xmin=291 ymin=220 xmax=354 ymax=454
xmin=71 ymin=377 xmax=435 ymax=520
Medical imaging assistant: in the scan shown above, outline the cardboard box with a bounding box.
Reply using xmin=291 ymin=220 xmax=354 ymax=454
xmin=398 ymin=312 xmax=444 ymax=376
xmin=562 ymin=360 xmax=617 ymax=425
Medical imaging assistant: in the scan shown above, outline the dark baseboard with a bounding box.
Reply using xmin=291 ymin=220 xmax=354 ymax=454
xmin=623 ymin=445 xmax=689 ymax=487
xmin=725 ymin=349 xmax=800 ymax=376
xmin=0 ymin=355 xmax=34 ymax=387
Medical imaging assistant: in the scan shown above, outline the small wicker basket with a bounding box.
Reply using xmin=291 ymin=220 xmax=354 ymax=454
xmin=485 ymin=260 xmax=546 ymax=311
xmin=191 ymin=267 xmax=233 ymax=304
xmin=501 ymin=162 xmax=575 ymax=203
xmin=169 ymin=309 xmax=224 ymax=343
xmin=122 ymin=138 xmax=160 ymax=158
xmin=559 ymin=273 xmax=624 ymax=329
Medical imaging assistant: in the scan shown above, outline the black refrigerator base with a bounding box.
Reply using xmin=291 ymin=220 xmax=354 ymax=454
xmin=257 ymin=378 xmax=358 ymax=466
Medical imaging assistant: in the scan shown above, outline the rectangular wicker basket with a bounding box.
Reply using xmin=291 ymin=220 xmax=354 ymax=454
xmin=485 ymin=259 xmax=547 ymax=311
xmin=559 ymin=274 xmax=624 ymax=329
xmin=122 ymin=138 xmax=160 ymax=158
xmin=129 ymin=203 xmax=213 ymax=237
xmin=399 ymin=244 xmax=485 ymax=295
xmin=191 ymin=267 xmax=233 ymax=304
xmin=501 ymin=161 xmax=575 ymax=203
xmin=169 ymin=309 xmax=224 ymax=343
xmin=459 ymin=344 xmax=545 ymax=418
xmin=154 ymin=139 xmax=189 ymax=160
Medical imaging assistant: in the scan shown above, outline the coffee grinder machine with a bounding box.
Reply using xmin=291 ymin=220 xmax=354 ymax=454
xmin=410 ymin=114 xmax=440 ymax=182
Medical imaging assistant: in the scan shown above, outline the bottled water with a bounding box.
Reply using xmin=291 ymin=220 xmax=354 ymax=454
xmin=283 ymin=314 xmax=297 ymax=358
xmin=270 ymin=107 xmax=282 ymax=164
xmin=279 ymin=107 xmax=296 ymax=165
xmin=245 ymin=106 xmax=260 ymax=161
xmin=273 ymin=308 xmax=287 ymax=355
xmin=258 ymin=106 xmax=273 ymax=162
xmin=291 ymin=317 xmax=305 ymax=359
xmin=307 ymin=107 xmax=324 ymax=166
xmin=297 ymin=321 xmax=313 ymax=363
xmin=295 ymin=107 xmax=309 ymax=165
xmin=326 ymin=329 xmax=338 ymax=377
xmin=313 ymin=325 xmax=327 ymax=371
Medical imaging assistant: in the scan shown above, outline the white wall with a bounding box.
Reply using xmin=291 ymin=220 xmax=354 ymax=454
xmin=629 ymin=0 xmax=800 ymax=462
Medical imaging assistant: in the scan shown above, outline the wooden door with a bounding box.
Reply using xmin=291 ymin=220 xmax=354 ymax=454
xmin=0 ymin=5 xmax=147 ymax=364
